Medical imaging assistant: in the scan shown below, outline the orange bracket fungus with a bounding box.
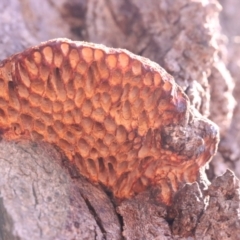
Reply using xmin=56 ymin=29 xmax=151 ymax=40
xmin=0 ymin=39 xmax=219 ymax=204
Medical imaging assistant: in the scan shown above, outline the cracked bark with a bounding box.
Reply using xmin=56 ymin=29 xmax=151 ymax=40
xmin=0 ymin=0 xmax=239 ymax=239
xmin=0 ymin=140 xmax=121 ymax=240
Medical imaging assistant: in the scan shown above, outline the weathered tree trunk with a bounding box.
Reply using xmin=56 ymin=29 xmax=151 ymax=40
xmin=213 ymin=0 xmax=240 ymax=179
xmin=0 ymin=0 xmax=239 ymax=239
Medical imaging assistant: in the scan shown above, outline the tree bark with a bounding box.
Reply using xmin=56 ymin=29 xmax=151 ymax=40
xmin=0 ymin=140 xmax=121 ymax=240
xmin=0 ymin=0 xmax=239 ymax=239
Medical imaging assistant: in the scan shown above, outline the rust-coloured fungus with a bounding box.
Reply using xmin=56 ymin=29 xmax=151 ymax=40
xmin=0 ymin=39 xmax=219 ymax=204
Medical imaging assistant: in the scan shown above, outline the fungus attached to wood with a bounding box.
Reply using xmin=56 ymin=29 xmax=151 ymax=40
xmin=0 ymin=39 xmax=219 ymax=204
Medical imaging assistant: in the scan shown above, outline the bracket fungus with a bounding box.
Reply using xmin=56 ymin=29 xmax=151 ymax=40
xmin=0 ymin=39 xmax=219 ymax=205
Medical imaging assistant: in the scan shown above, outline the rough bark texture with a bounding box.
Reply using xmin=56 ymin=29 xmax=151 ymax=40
xmin=0 ymin=140 xmax=121 ymax=240
xmin=212 ymin=0 xmax=240 ymax=179
xmin=0 ymin=0 xmax=239 ymax=239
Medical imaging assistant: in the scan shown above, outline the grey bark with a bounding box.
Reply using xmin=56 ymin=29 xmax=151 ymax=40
xmin=212 ymin=0 xmax=240 ymax=179
xmin=0 ymin=140 xmax=121 ymax=240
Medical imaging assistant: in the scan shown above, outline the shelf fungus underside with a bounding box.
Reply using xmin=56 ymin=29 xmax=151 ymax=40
xmin=0 ymin=39 xmax=219 ymax=204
